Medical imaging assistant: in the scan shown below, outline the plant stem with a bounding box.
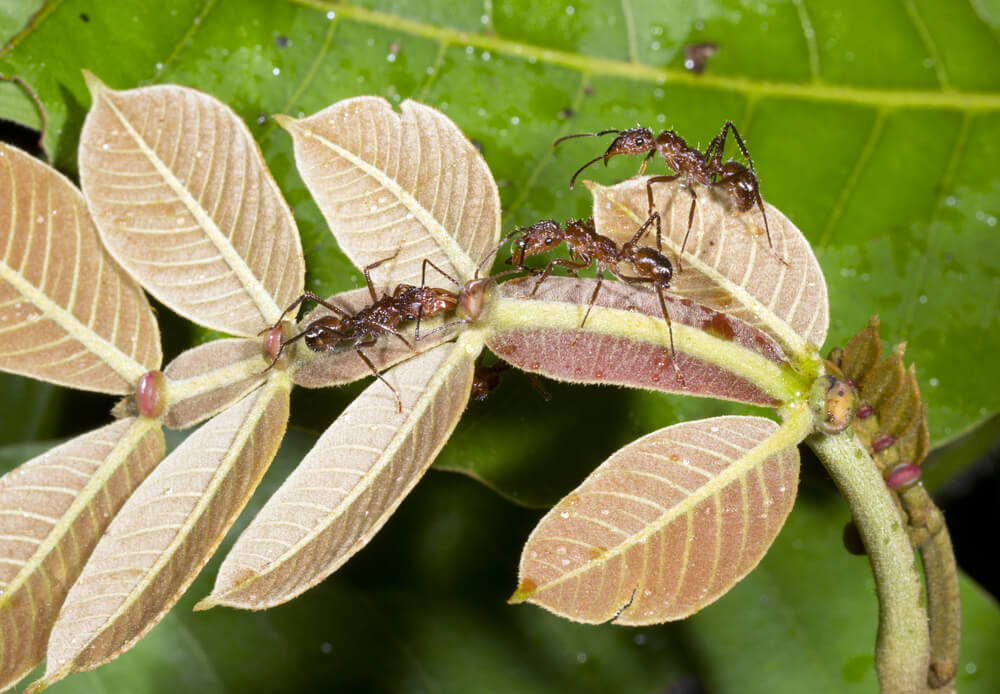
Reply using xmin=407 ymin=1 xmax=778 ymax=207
xmin=897 ymin=483 xmax=960 ymax=691
xmin=807 ymin=430 xmax=929 ymax=693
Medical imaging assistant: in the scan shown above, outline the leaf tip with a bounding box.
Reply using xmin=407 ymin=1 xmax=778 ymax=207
xmin=272 ymin=114 xmax=299 ymax=133
xmin=81 ymin=69 xmax=106 ymax=96
xmin=507 ymin=579 xmax=537 ymax=604
xmin=192 ymin=596 xmax=217 ymax=612
xmin=24 ymin=670 xmax=62 ymax=694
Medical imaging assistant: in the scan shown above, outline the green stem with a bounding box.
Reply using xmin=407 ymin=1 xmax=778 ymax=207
xmin=897 ymin=484 xmax=960 ymax=691
xmin=807 ymin=430 xmax=930 ymax=693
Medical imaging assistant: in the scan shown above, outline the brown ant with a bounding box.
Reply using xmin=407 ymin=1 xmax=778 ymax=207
xmin=264 ymin=255 xmax=459 ymax=412
xmin=470 ymin=359 xmax=552 ymax=402
xmin=509 ymin=217 xmax=682 ymax=383
xmin=554 ymin=120 xmax=777 ymax=268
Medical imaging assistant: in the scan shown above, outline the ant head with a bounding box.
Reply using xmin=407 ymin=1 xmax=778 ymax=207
xmin=603 ymin=128 xmax=656 ymax=160
xmin=513 ymin=220 xmax=563 ymax=261
xmin=719 ymin=162 xmax=758 ymax=213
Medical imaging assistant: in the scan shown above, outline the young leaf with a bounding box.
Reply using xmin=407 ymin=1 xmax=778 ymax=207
xmin=511 ymin=415 xmax=803 ymax=625
xmin=78 ymin=74 xmax=304 ymax=337
xmin=0 ymin=143 xmax=161 ymax=393
xmin=160 ymin=338 xmax=269 ymax=429
xmin=488 ymin=276 xmax=800 ymax=405
xmin=199 ymin=335 xmax=480 ymax=610
xmin=32 ymin=378 xmax=290 ymax=689
xmin=277 ymin=97 xmax=501 ymax=288
xmin=289 ymin=286 xmax=464 ymax=389
xmin=589 ymin=178 xmax=829 ymax=359
xmin=0 ymin=418 xmax=163 ymax=693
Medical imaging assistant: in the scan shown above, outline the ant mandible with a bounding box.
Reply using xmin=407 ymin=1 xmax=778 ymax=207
xmin=263 ymin=255 xmax=459 ymax=412
xmin=509 ymin=217 xmax=682 ymax=383
xmin=554 ymin=120 xmax=777 ymax=268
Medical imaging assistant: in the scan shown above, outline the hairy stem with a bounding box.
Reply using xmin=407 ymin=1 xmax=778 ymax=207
xmin=897 ymin=483 xmax=960 ymax=691
xmin=807 ymin=430 xmax=929 ymax=693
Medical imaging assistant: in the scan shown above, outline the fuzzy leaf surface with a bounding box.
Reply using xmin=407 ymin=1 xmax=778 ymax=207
xmin=590 ymin=178 xmax=829 ymax=358
xmin=35 ymin=378 xmax=290 ymax=688
xmin=78 ymin=76 xmax=304 ymax=336
xmin=279 ymin=97 xmax=500 ymax=288
xmin=488 ymin=276 xmax=798 ymax=405
xmin=0 ymin=143 xmax=161 ymax=393
xmin=202 ymin=335 xmax=478 ymax=610
xmin=513 ymin=415 xmax=801 ymax=624
xmin=161 ymin=338 xmax=269 ymax=429
xmin=0 ymin=417 xmax=163 ymax=693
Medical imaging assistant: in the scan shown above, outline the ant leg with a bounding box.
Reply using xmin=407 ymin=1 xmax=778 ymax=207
xmin=263 ymin=291 xmax=350 ymax=336
xmin=721 ymin=121 xmax=757 ymax=174
xmin=654 ymin=285 xmax=684 ymax=386
xmin=362 ymin=254 xmax=400 ymax=303
xmin=261 ymin=325 xmax=313 ymax=372
xmin=675 ymin=177 xmax=699 ymax=270
xmin=645 ymin=174 xmax=680 ymax=252
xmin=627 ymin=213 xmax=658 ymax=247
xmin=421 ymin=258 xmax=461 ymax=289
xmin=617 ymin=275 xmax=684 ymax=386
xmin=354 ymin=339 xmax=403 ymax=413
xmin=530 ymin=258 xmax=590 ymax=296
xmin=578 ymin=272 xmax=605 ymax=330
xmin=636 ymin=149 xmax=656 ymax=176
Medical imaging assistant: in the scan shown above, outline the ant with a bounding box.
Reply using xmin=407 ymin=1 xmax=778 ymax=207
xmin=469 ymin=360 xmax=552 ymax=402
xmin=509 ymin=217 xmax=682 ymax=383
xmin=263 ymin=255 xmax=459 ymax=412
xmin=554 ymin=120 xmax=777 ymax=268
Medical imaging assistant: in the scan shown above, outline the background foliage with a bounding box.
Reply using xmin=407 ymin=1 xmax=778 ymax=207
xmin=1 ymin=1 xmax=998 ymax=692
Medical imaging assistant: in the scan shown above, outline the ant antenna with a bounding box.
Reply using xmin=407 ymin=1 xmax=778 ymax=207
xmin=567 ymin=155 xmax=608 ymax=190
xmin=552 ymin=129 xmax=621 ymax=147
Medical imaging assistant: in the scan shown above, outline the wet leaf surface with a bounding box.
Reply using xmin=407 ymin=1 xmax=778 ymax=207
xmin=280 ymin=96 xmax=500 ymax=288
xmin=513 ymin=416 xmax=800 ymax=624
xmin=79 ymin=77 xmax=304 ymax=337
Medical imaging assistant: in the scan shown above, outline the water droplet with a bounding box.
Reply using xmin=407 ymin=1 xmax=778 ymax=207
xmin=575 ymin=651 xmax=587 ymax=663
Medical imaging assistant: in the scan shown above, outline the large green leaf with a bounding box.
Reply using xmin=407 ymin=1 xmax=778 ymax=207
xmin=1 ymin=0 xmax=996 ymax=471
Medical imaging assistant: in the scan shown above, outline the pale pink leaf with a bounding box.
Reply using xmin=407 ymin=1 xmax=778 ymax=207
xmin=161 ymin=338 xmax=268 ymax=429
xmin=278 ymin=97 xmax=500 ymax=288
xmin=589 ymin=178 xmax=828 ymax=355
xmin=78 ymin=73 xmax=304 ymax=336
xmin=34 ymin=378 xmax=290 ymax=688
xmin=0 ymin=418 xmax=164 ymax=692
xmin=487 ymin=276 xmax=797 ymax=406
xmin=512 ymin=415 xmax=802 ymax=625
xmin=0 ymin=143 xmax=161 ymax=393
xmin=199 ymin=336 xmax=478 ymax=610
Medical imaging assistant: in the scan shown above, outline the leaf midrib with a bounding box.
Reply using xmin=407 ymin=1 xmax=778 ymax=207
xmin=531 ymin=408 xmax=811 ymax=596
xmin=292 ymin=0 xmax=1000 ymax=111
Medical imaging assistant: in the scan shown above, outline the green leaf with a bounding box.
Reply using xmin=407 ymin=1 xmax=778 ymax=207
xmin=2 ymin=0 xmax=996 ymax=462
